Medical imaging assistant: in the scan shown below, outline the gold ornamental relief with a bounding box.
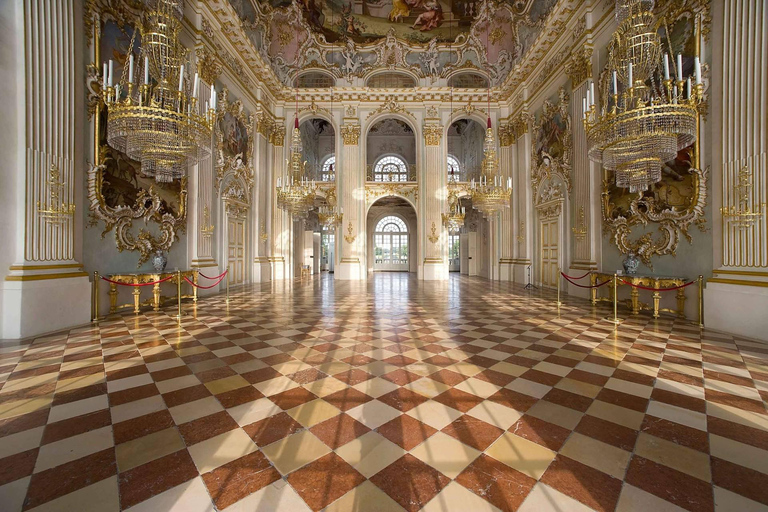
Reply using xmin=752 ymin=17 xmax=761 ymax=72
xmin=196 ymin=46 xmax=223 ymax=87
xmin=565 ymin=46 xmax=593 ymax=89
xmin=341 ymin=124 xmax=361 ymax=146
xmin=423 ymin=125 xmax=443 ymax=146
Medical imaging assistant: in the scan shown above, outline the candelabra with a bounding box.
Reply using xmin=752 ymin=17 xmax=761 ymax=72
xmin=470 ymin=119 xmax=512 ymax=217
xmin=720 ymin=166 xmax=767 ymax=229
xmin=442 ymin=192 xmax=466 ymax=233
xmin=584 ymin=0 xmax=701 ymax=194
xmin=102 ymin=0 xmax=214 ymax=183
xmin=276 ymin=119 xmax=317 ymax=218
xmin=318 ymin=204 xmax=343 ymax=229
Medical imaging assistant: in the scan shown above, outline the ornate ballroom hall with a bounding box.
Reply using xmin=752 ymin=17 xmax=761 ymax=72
xmin=1 ymin=0 xmax=768 ymax=510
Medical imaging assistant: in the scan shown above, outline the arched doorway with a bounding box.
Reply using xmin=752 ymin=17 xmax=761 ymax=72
xmin=367 ymin=197 xmax=417 ymax=273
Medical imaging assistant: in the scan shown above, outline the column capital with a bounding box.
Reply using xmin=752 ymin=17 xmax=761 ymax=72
xmin=341 ymin=124 xmax=361 ymax=145
xmin=565 ymin=45 xmax=594 ymax=89
xmin=423 ymin=124 xmax=443 ymax=146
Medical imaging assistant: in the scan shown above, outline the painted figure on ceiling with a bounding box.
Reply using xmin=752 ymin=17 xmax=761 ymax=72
xmin=412 ymin=0 xmax=444 ymax=31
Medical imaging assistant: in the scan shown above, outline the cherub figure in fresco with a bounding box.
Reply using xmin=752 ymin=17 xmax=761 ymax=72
xmin=339 ymin=3 xmax=362 ymax=37
xmin=413 ymin=0 xmax=444 ymax=32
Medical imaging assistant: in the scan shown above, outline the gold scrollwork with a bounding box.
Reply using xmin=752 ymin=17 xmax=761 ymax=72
xmin=196 ymin=46 xmax=223 ymax=86
xmin=344 ymin=222 xmax=356 ymax=244
xmin=428 ymin=222 xmax=439 ymax=244
xmin=365 ymin=96 xmax=416 ymax=122
xmin=565 ymin=45 xmax=593 ymax=89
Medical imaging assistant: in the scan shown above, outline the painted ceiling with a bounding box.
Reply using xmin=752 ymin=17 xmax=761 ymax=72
xmin=224 ymin=0 xmax=559 ymax=87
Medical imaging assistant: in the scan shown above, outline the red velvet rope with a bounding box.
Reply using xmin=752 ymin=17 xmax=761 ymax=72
xmin=562 ymin=274 xmax=612 ymax=288
xmin=198 ymin=269 xmax=228 ymax=280
xmin=100 ymin=274 xmax=176 ymax=287
xmin=618 ymin=278 xmax=696 ymax=292
xmin=560 ymin=270 xmax=592 ymax=280
xmin=183 ymin=275 xmax=226 ymax=289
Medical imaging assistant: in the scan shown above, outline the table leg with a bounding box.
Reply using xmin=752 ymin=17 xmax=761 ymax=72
xmin=193 ymin=272 xmax=198 ymax=303
xmin=590 ymin=274 xmax=597 ymax=305
xmin=676 ymin=288 xmax=687 ymax=318
xmin=630 ymin=286 xmax=640 ymax=314
xmin=653 ymin=291 xmax=661 ymax=318
xmin=153 ymin=282 xmax=161 ymax=311
xmin=109 ymin=283 xmax=117 ymax=314
xmin=132 ymin=279 xmax=141 ymax=313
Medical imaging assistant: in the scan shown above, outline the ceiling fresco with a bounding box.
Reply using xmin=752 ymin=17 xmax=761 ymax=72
xmin=225 ymin=0 xmax=559 ymax=87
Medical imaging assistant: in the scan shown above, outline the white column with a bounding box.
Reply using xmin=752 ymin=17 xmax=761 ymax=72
xmin=270 ymin=123 xmax=287 ymax=280
xmin=514 ymin=117 xmax=534 ymax=284
xmin=1 ymin=0 xmax=90 ymax=339
xmin=499 ymin=128 xmax=514 ymax=281
xmin=253 ymin=114 xmax=272 ymax=282
xmin=422 ymin=123 xmax=448 ymax=280
xmin=336 ymin=120 xmax=364 ymax=280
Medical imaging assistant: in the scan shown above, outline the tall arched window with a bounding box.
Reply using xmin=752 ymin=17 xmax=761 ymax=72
xmin=374 ymin=216 xmax=409 ymax=270
xmin=373 ymin=155 xmax=409 ymax=182
xmin=447 ymin=155 xmax=461 ymax=182
xmin=321 ymin=156 xmax=335 ymax=181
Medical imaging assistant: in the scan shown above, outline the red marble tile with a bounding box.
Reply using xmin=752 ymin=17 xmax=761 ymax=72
xmin=241 ymin=367 xmax=281 ymax=384
xmin=118 ymin=449 xmax=199 ymax=510
xmin=540 ymin=455 xmax=623 ymax=512
xmin=310 ymin=413 xmax=370 ymax=449
xmin=574 ymin=415 xmax=638 ymax=451
xmin=202 ymin=451 xmax=280 ymax=509
xmin=288 ymin=368 xmax=327 ymax=384
xmin=641 ymin=415 xmax=709 ymax=452
xmin=322 ymin=388 xmax=374 ymax=412
xmin=705 ymin=389 xmax=767 ymax=414
xmin=509 ymin=415 xmax=571 ymax=451
xmin=333 ymin=368 xmax=374 ymax=385
xmin=151 ymin=365 xmax=192 ymax=382
xmin=0 ymin=447 xmax=38 ymax=486
xmin=378 ymin=414 xmax=437 ymax=450
xmin=288 ymin=452 xmax=366 ymax=511
xmin=162 ymin=384 xmax=212 ymax=408
xmin=377 ymin=388 xmax=429 ymax=412
xmin=474 ymin=369 xmax=515 ymax=387
xmin=242 ymin=411 xmax=304 ymax=447
xmin=178 ymin=411 xmax=239 ymax=445
xmin=381 ymin=369 xmax=423 ymax=386
xmin=270 ymin=387 xmax=318 ymax=410
xmin=196 ymin=366 xmax=237 ymax=383
xmin=51 ymin=382 xmax=107 ymax=406
xmin=651 ymin=388 xmax=706 ymax=413
xmin=455 ymin=454 xmax=536 ymax=512
xmin=442 ymin=415 xmax=504 ymax=451
xmin=712 ymin=456 xmax=768 ymax=506
xmin=520 ymin=369 xmax=562 ymax=386
xmin=0 ymin=408 xmax=49 ymax=438
xmin=612 ymin=368 xmax=656 ymax=386
xmin=707 ymin=416 xmax=768 ymax=451
xmin=429 ymin=369 xmax=469 ymax=386
xmin=567 ymin=369 xmax=610 ymax=386
xmin=371 ymin=454 xmax=450 ymax=512
xmin=487 ymin=388 xmax=538 ymax=412
xmin=216 ymin=385 xmax=264 ymax=409
xmin=433 ymin=388 xmax=484 ymax=413
xmin=109 ymin=383 xmax=159 ymax=406
xmin=543 ymin=388 xmax=593 ymax=412
xmin=113 ymin=410 xmax=175 ymax=445
xmin=42 ymin=409 xmax=112 ymax=445
xmin=625 ymin=456 xmax=714 ymax=512
xmin=595 ymin=388 xmax=648 ymax=412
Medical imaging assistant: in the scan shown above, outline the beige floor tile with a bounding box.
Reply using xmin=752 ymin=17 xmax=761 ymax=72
xmin=655 ymin=378 xmax=705 ymax=399
xmin=107 ymin=373 xmax=154 ymax=394
xmin=713 ymin=486 xmax=768 ymax=512
xmin=707 ymin=401 xmax=768 ymax=431
xmin=466 ymin=401 xmax=524 ymax=430
xmin=359 ymin=361 xmax=399 ymax=377
xmin=553 ymin=349 xmax=588 ymax=362
xmin=446 ymin=362 xmax=485 ymax=377
xmin=351 ymin=377 xmax=399 ymax=398
xmin=404 ymin=362 xmax=441 ymax=378
xmin=346 ymin=400 xmax=401 ymax=429
xmin=55 ymin=373 xmax=105 ymax=393
xmin=1 ymin=373 xmax=59 ymax=394
xmin=646 ymin=401 xmax=707 ymax=431
xmin=575 ymin=361 xmax=615 ymax=377
xmin=176 ymin=346 xmax=209 ymax=357
xmin=406 ymin=400 xmax=463 ymax=430
xmin=659 ymin=362 xmax=703 ymax=378
xmin=634 ymin=433 xmax=711 ymax=482
xmin=616 ymin=484 xmax=688 ymax=512
xmin=423 ymin=481 xmax=501 ymax=512
xmin=335 ymin=431 xmax=406 ymax=478
xmin=0 ymin=476 xmax=30 ymax=512
xmin=606 ymin=377 xmax=653 ymax=398
xmin=261 ymin=430 xmax=330 ymax=475
xmin=145 ymin=357 xmax=184 ymax=373
xmin=204 ymin=375 xmax=250 ymax=395
xmin=286 ymin=398 xmax=340 ymax=427
xmin=710 ymin=434 xmax=768 ymax=474
xmin=0 ymin=426 xmax=44 ymax=459
xmin=0 ymin=395 xmax=53 ymax=420
xmin=26 ymin=475 xmax=119 ymax=512
xmin=187 ymin=428 xmax=258 ymax=474
xmin=253 ymin=376 xmax=300 ymax=397
xmin=271 ymin=360 xmax=311 ymax=376
xmin=34 ymin=426 xmax=114 ymax=473
xmin=532 ymin=361 xmax=571 ymax=377
xmin=554 ymin=378 xmax=602 ymax=398
xmin=317 ymin=362 xmax=352 ymax=376
xmin=116 ymin=427 xmax=185 ymax=472
xmin=111 ymin=395 xmax=166 ymax=424
xmin=617 ymin=362 xmax=659 ymax=378
xmin=230 ymin=359 xmax=267 ymax=375
xmin=124 ymin=476 xmax=215 ymax=512
xmin=518 ymin=482 xmax=595 ymax=512
xmin=705 ymin=379 xmax=763 ymax=401
xmin=409 ymin=432 xmax=481 ymax=478
xmin=169 ymin=396 xmax=224 ymax=425
xmin=560 ymin=433 xmax=631 ymax=480
xmin=48 ymin=394 xmax=109 ymax=423
xmin=505 ymin=378 xmax=552 ymax=399
xmin=486 ymin=432 xmax=556 ymax=480
xmin=228 ymin=397 xmax=282 ymax=426
xmin=526 ymin=400 xmax=584 ymax=430
xmin=324 ymin=480 xmax=405 ymax=512
xmin=516 ymin=350 xmax=550 ymax=362
xmin=221 ymin=479 xmax=312 ymax=512
xmin=488 ymin=362 xmax=528 ymax=377
xmin=154 ymin=375 xmax=201 ymax=394
xmin=586 ymin=400 xmax=644 ymax=430
xmin=403 ymin=378 xmax=452 ymax=398
xmin=454 ymin=378 xmax=501 ymax=398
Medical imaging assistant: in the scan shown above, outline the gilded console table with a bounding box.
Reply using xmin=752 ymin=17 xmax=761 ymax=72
xmin=590 ymin=272 xmax=688 ymax=319
xmin=106 ymin=270 xmax=198 ymax=314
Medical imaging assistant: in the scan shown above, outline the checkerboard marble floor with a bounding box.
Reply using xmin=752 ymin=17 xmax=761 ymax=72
xmin=2 ymin=273 xmax=768 ymax=512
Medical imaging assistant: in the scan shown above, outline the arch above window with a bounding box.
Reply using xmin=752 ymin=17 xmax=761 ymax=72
xmin=321 ymin=156 xmax=335 ymax=181
xmin=373 ymin=155 xmax=409 ymax=182
xmin=447 ymin=73 xmax=489 ymax=89
xmin=367 ymin=73 xmax=416 ymax=88
xmin=375 ymin=216 xmax=407 ymax=233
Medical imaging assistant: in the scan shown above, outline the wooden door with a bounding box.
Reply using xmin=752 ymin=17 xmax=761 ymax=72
xmin=540 ymin=218 xmax=559 ymax=288
xmin=227 ymin=218 xmax=245 ymax=285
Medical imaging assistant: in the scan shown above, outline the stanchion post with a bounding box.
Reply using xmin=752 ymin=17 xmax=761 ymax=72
xmin=698 ymin=275 xmax=704 ymax=328
xmin=226 ymin=266 xmax=230 ymax=304
xmin=176 ymin=270 xmax=182 ymax=321
xmin=92 ymin=271 xmax=100 ymax=323
xmin=556 ymin=267 xmax=562 ymax=307
xmin=606 ymin=273 xmax=621 ymax=326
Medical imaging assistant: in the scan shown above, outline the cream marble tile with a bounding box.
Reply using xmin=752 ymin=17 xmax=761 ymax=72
xmin=346 ymin=400 xmax=401 ymax=429
xmin=221 ymin=479 xmax=311 ymax=512
xmin=654 ymin=378 xmax=705 ymax=399
xmin=335 ymin=431 xmax=406 ymax=478
xmin=713 ymin=486 xmax=768 ymax=512
xmin=454 ymin=377 xmax=501 ymax=398
xmin=154 ymin=374 xmax=201 ymax=394
xmin=261 ymin=430 xmax=330 ymax=475
xmin=605 ymin=377 xmax=653 ymax=398
xmin=646 ymin=400 xmax=707 ymax=431
xmin=409 ymin=432 xmax=481 ymax=478
xmin=253 ymin=376 xmax=300 ymax=397
xmin=0 ymin=426 xmax=44 ymax=459
xmin=586 ymin=400 xmax=644 ymax=430
xmin=0 ymin=476 xmax=30 ymax=512
xmin=1 ymin=373 xmax=59 ymax=393
xmin=285 ymin=399 xmax=340 ymax=427
xmin=26 ymin=475 xmax=119 ymax=512
xmin=48 ymin=394 xmax=109 ymax=423
xmin=526 ymin=400 xmax=584 ymax=430
xmin=187 ymin=428 xmax=259 ymax=474
xmin=518 ymin=482 xmax=595 ymax=512
xmin=116 ymin=427 xmax=185 ymax=472
xmin=169 ymin=396 xmax=224 ymax=425
xmin=710 ymin=434 xmax=768 ymax=475
xmin=466 ymin=401 xmax=524 ymax=430
xmin=34 ymin=426 xmax=114 ymax=473
xmin=55 ymin=373 xmax=106 ymax=393
xmin=124 ymin=477 xmax=215 ymax=512
xmin=616 ymin=484 xmax=688 ymax=512
xmin=706 ymin=401 xmax=768 ymax=431
xmin=0 ymin=395 xmax=53 ymax=420
xmin=204 ymin=375 xmax=249 ymax=395
xmin=351 ymin=377 xmax=399 ymax=398
xmin=705 ymin=379 xmax=763 ymax=400
xmin=403 ymin=378 xmax=451 ymax=399
xmin=488 ymin=362 xmax=529 ymax=377
xmin=485 ymin=432 xmax=556 ymax=480
xmin=406 ymin=400 xmax=463 ymax=430
xmin=228 ymin=397 xmax=282 ymax=427
xmin=505 ymin=378 xmax=552 ymax=399
xmin=106 ymin=373 xmax=154 ymax=393
xmin=423 ymin=481 xmax=502 ymax=512
xmin=324 ymin=480 xmax=405 ymax=512
xmin=560 ymin=433 xmax=631 ymax=479
xmin=554 ymin=378 xmax=602 ymax=398
xmin=532 ymin=361 xmax=571 ymax=377
xmin=634 ymin=433 xmax=711 ymax=482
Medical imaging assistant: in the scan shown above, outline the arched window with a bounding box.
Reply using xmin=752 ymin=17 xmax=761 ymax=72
xmin=375 ymin=216 xmax=407 ymax=233
xmin=373 ymin=155 xmax=409 ymax=182
xmin=447 ymin=155 xmax=461 ymax=182
xmin=321 ymin=156 xmax=335 ymax=182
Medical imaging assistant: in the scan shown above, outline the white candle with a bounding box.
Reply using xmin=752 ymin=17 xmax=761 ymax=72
xmin=686 ymin=77 xmax=691 ymax=98
xmin=694 ymin=56 xmax=701 ymax=84
xmin=677 ymin=54 xmax=683 ymax=81
xmin=589 ymin=81 xmax=595 ymax=105
xmin=192 ymin=73 xmax=199 ymax=98
xmin=611 ymin=70 xmax=618 ymax=95
xmin=582 ymin=97 xmax=587 ymax=116
xmin=128 ymin=54 xmax=134 ymax=84
xmin=178 ymin=64 xmax=184 ymax=92
xmin=144 ymin=57 xmax=149 ymax=85
xmin=508 ymin=177 xmax=512 ymax=189
xmin=663 ymin=54 xmax=670 ymax=80
xmin=627 ymin=62 xmax=633 ymax=87
xmin=586 ymin=89 xmax=591 ymax=109
xmin=108 ymin=60 xmax=114 ymax=87
xmin=103 ymin=62 xmax=107 ymax=89
xmin=210 ymin=85 xmax=215 ymax=109
xmin=277 ymin=178 xmax=281 ymax=188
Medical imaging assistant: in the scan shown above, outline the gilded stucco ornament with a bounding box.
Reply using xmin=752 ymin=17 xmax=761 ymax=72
xmin=424 ymin=125 xmax=443 ymax=146
xmin=196 ymin=46 xmax=224 ymax=86
xmin=366 ymin=96 xmax=416 ymax=122
xmin=341 ymin=124 xmax=361 ymax=146
xmin=565 ymin=45 xmax=593 ymax=89
xmin=365 ymin=183 xmax=419 ymax=206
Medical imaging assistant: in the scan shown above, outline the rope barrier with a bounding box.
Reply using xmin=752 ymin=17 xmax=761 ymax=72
xmin=617 ymin=278 xmax=696 ymax=292
xmin=198 ymin=269 xmax=228 ymax=280
xmin=561 ymin=273 xmax=611 ymax=289
xmin=100 ymin=274 xmax=176 ymax=287
xmin=183 ymin=275 xmax=227 ymax=289
xmin=560 ymin=270 xmax=592 ymax=280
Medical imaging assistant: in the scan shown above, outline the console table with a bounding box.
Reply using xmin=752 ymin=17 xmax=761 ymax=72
xmin=106 ymin=270 xmax=198 ymax=314
xmin=590 ymin=272 xmax=688 ymax=319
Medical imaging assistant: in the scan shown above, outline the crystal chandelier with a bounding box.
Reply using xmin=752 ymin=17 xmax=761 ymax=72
xmin=318 ymin=203 xmax=343 ymax=229
xmin=442 ymin=192 xmax=465 ymax=232
xmin=585 ymin=0 xmax=701 ymax=193
xmin=102 ymin=0 xmax=214 ymax=183
xmin=277 ymin=118 xmax=317 ymax=218
xmin=469 ymin=119 xmax=512 ymax=217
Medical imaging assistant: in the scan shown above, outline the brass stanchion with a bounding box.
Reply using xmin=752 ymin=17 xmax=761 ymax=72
xmin=606 ymin=273 xmax=621 ymax=325
xmin=556 ymin=267 xmax=562 ymax=307
xmin=176 ymin=270 xmax=182 ymax=321
xmin=698 ymin=275 xmax=704 ymax=328
xmin=92 ymin=271 xmax=100 ymax=323
xmin=226 ymin=266 xmax=230 ymax=304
